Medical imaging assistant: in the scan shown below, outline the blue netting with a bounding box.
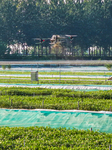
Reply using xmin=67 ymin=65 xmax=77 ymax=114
xmin=0 ymin=109 xmax=112 ymax=133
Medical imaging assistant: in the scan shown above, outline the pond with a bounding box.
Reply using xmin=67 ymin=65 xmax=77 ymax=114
xmin=0 ymin=64 xmax=110 ymax=72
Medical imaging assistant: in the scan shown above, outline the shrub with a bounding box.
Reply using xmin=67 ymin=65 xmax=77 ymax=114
xmin=2 ymin=65 xmax=6 ymax=70
xmin=105 ymin=64 xmax=112 ymax=70
xmin=7 ymin=64 xmax=11 ymax=69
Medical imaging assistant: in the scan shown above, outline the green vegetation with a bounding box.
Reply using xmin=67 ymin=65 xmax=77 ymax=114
xmin=0 ymin=75 xmax=107 ymax=81
xmin=1 ymin=65 xmax=6 ymax=70
xmin=0 ymin=78 xmax=111 ymax=85
xmin=1 ymin=65 xmax=11 ymax=70
xmin=0 ymin=76 xmax=30 ymax=79
xmin=39 ymin=71 xmax=112 ymax=76
xmin=0 ymin=70 xmax=112 ymax=76
xmin=0 ymin=71 xmax=30 ymax=75
xmin=0 ymin=69 xmax=112 ymax=148
xmin=1 ymin=0 xmax=112 ymax=59
xmin=1 ymin=0 xmax=112 ymax=139
xmin=105 ymin=64 xmax=112 ymax=70
xmin=0 ymin=126 xmax=112 ymax=149
xmin=0 ymin=41 xmax=7 ymax=57
xmin=38 ymin=77 xmax=105 ymax=81
xmin=0 ymin=69 xmax=111 ymax=85
xmin=0 ymin=87 xmax=112 ymax=111
xmin=7 ymin=64 xmax=11 ymax=69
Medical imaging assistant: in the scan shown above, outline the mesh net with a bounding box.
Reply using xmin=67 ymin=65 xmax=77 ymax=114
xmin=0 ymin=109 xmax=112 ymax=133
xmin=0 ymin=83 xmax=112 ymax=91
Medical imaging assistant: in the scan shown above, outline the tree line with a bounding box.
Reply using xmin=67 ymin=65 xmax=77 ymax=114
xmin=0 ymin=0 xmax=112 ymax=59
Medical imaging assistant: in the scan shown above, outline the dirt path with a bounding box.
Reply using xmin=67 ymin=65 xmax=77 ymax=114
xmin=0 ymin=60 xmax=112 ymax=65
